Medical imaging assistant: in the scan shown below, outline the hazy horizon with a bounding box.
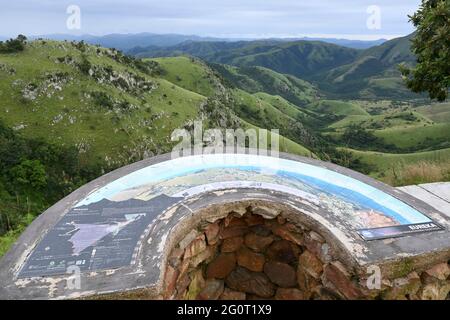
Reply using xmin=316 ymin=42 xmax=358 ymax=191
xmin=0 ymin=0 xmax=420 ymax=41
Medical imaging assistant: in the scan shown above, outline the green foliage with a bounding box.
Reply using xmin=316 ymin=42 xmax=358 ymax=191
xmin=341 ymin=125 xmax=394 ymax=152
xmin=78 ymin=54 xmax=92 ymax=75
xmin=400 ymin=0 xmax=450 ymax=101
xmin=10 ymin=160 xmax=47 ymax=190
xmin=0 ymin=121 xmax=104 ymax=236
xmin=91 ymin=91 xmax=114 ymax=109
xmin=0 ymin=35 xmax=27 ymax=53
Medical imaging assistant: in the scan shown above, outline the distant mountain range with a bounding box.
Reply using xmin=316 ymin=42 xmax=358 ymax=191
xmin=131 ymin=34 xmax=417 ymax=99
xmin=0 ymin=32 xmax=387 ymax=51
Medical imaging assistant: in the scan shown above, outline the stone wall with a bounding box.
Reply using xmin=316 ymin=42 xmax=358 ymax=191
xmin=163 ymin=205 xmax=450 ymax=300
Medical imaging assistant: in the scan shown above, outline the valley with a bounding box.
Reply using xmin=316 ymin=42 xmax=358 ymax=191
xmin=0 ymin=35 xmax=449 ymax=257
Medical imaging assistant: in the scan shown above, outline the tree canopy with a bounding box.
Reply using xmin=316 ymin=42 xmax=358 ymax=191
xmin=400 ymin=0 xmax=450 ymax=101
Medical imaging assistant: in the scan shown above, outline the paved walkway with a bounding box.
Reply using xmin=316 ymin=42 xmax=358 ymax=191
xmin=399 ymin=182 xmax=450 ymax=218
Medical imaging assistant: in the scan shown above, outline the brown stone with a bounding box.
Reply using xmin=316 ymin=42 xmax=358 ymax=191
xmin=221 ymin=236 xmax=244 ymax=253
xmin=204 ymin=222 xmax=220 ymax=245
xmin=225 ymin=216 xmax=247 ymax=228
xmin=277 ymin=215 xmax=286 ymax=224
xmin=264 ymin=261 xmax=297 ymax=287
xmin=245 ymin=214 xmax=265 ymax=226
xmin=244 ymin=233 xmax=274 ymax=252
xmin=298 ymin=250 xmax=323 ymax=279
xmin=220 ymin=288 xmax=246 ymax=300
xmin=275 ymin=288 xmax=305 ymax=300
xmin=185 ymin=269 xmax=205 ymax=300
xmin=311 ymin=286 xmax=341 ymax=300
xmin=225 ymin=266 xmax=276 ymax=298
xmin=163 ymin=265 xmax=179 ymax=298
xmin=424 ymin=263 xmax=450 ymax=281
xmin=266 ymin=240 xmax=298 ymax=264
xmin=197 ymin=279 xmax=224 ymax=300
xmin=271 ymin=223 xmax=303 ymax=245
xmin=177 ymin=258 xmax=190 ymax=281
xmin=175 ymin=274 xmax=191 ymax=299
xmin=220 ymin=226 xmax=248 ymax=239
xmin=420 ymin=281 xmax=450 ymax=300
xmin=250 ymin=224 xmax=272 ymax=236
xmin=237 ymin=246 xmax=265 ymax=272
xmin=184 ymin=235 xmax=207 ymax=259
xmin=252 ymin=206 xmax=279 ymax=219
xmin=206 ymin=253 xmax=236 ymax=279
xmin=296 ymin=266 xmax=320 ymax=296
xmin=168 ymin=247 xmax=184 ymax=268
xmin=179 ymin=230 xmax=200 ymax=250
xmin=323 ymin=261 xmax=362 ymax=300
xmin=246 ymin=294 xmax=273 ymax=300
xmin=383 ymin=272 xmax=422 ymax=300
xmin=190 ymin=245 xmax=217 ymax=268
xmin=304 ymin=231 xmax=324 ymax=257
xmin=319 ymin=243 xmax=333 ymax=263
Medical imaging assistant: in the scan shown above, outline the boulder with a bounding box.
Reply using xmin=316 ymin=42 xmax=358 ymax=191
xmin=236 ymin=246 xmax=265 ymax=272
xmin=226 ymin=267 xmax=275 ymax=298
xmin=264 ymin=261 xmax=297 ymax=287
xmin=206 ymin=253 xmax=236 ymax=279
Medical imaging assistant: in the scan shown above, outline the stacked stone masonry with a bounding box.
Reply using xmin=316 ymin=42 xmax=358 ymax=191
xmin=164 ymin=206 xmax=450 ymax=300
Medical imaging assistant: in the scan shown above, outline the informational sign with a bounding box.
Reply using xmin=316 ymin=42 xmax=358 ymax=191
xmin=18 ymin=154 xmax=443 ymax=278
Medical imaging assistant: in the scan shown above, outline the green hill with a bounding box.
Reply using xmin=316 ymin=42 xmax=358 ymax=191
xmin=137 ymin=40 xmax=359 ymax=80
xmin=151 ymin=56 xmax=319 ymax=151
xmin=133 ymin=34 xmax=424 ymax=101
xmin=0 ymin=40 xmax=209 ymax=167
xmin=0 ymin=40 xmax=319 ymax=256
xmin=0 ymin=42 xmax=313 ymax=165
xmin=319 ymin=34 xmax=419 ymax=99
xmin=415 ymin=102 xmax=450 ymax=123
xmin=211 ymin=64 xmax=317 ymax=106
xmin=1 ymin=38 xmax=449 ymax=258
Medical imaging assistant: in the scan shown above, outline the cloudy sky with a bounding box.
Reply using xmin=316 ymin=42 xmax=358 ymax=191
xmin=0 ymin=0 xmax=421 ymax=39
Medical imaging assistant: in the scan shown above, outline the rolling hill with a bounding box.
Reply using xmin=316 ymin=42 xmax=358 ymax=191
xmin=0 ymin=41 xmax=314 ymax=167
xmin=0 ymin=40 xmax=320 ymax=255
xmin=1 ymin=37 xmax=449 ymax=258
xmin=135 ymin=40 xmax=359 ymax=80
xmin=131 ymin=34 xmax=421 ymax=100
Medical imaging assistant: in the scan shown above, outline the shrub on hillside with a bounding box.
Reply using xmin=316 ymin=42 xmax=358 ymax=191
xmin=0 ymin=35 xmax=27 ymax=54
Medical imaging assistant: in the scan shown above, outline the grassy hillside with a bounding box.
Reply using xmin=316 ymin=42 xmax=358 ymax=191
xmin=0 ymin=41 xmax=317 ymax=257
xmin=0 ymin=39 xmax=449 ymax=258
xmin=415 ymin=102 xmax=450 ymax=123
xmin=151 ymin=56 xmax=318 ymax=153
xmin=374 ymin=122 xmax=450 ymax=151
xmin=0 ymin=40 xmax=209 ymax=167
xmin=151 ymin=56 xmax=225 ymax=97
xmin=307 ymin=100 xmax=369 ymax=117
xmin=319 ymin=34 xmax=421 ymax=99
xmin=212 ymin=64 xmax=317 ymax=106
xmin=343 ymin=147 xmax=450 ymax=186
xmin=132 ymin=34 xmax=425 ymax=101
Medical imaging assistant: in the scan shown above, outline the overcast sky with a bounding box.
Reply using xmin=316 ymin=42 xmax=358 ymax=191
xmin=0 ymin=0 xmax=421 ymax=40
